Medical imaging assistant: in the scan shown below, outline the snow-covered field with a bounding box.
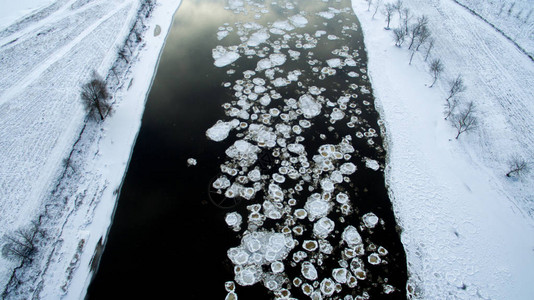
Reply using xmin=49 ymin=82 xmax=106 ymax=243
xmin=0 ymin=0 xmax=181 ymax=298
xmin=351 ymin=0 xmax=534 ymax=299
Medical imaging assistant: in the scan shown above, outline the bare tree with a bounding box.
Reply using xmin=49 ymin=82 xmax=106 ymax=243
xmin=424 ymin=38 xmax=434 ymax=61
xmin=367 ymin=0 xmax=373 ymax=12
xmin=2 ymin=221 xmax=41 ymax=262
xmin=415 ymin=24 xmax=431 ymax=51
xmin=393 ymin=26 xmax=407 ymax=47
xmin=393 ymin=0 xmax=404 ymax=17
xmin=429 ymin=58 xmax=444 ymax=87
xmin=446 ymin=74 xmax=466 ymax=101
xmin=384 ymin=3 xmax=396 ymax=29
xmin=373 ymin=0 xmax=383 ymax=19
xmin=409 ymin=47 xmax=417 ymax=65
xmin=408 ymin=15 xmax=428 ymax=50
xmin=118 ymin=46 xmax=130 ymax=63
xmin=401 ymin=7 xmax=412 ymax=32
xmin=451 ymin=101 xmax=477 ymax=139
xmin=443 ymin=97 xmax=459 ymax=120
xmin=80 ymin=71 xmax=111 ymax=121
xmin=506 ymin=156 xmax=530 ymax=177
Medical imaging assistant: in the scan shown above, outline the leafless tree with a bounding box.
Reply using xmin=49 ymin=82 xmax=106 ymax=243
xmin=415 ymin=24 xmax=431 ymax=51
xmin=429 ymin=58 xmax=444 ymax=87
xmin=393 ymin=0 xmax=404 ymax=17
xmin=401 ymin=7 xmax=412 ymax=32
xmin=80 ymin=71 xmax=111 ymax=121
xmin=451 ymin=101 xmax=477 ymax=139
xmin=367 ymin=0 xmax=373 ymax=12
xmin=443 ymin=97 xmax=459 ymax=120
xmin=2 ymin=221 xmax=41 ymax=262
xmin=409 ymin=47 xmax=417 ymax=65
xmin=408 ymin=15 xmax=428 ymax=50
xmin=506 ymin=156 xmax=530 ymax=177
xmin=384 ymin=3 xmax=396 ymax=29
xmin=393 ymin=26 xmax=407 ymax=47
xmin=424 ymin=38 xmax=434 ymax=61
xmin=446 ymin=74 xmax=466 ymax=101
xmin=373 ymin=0 xmax=383 ymax=19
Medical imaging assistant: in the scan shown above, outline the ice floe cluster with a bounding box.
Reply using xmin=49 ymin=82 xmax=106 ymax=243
xmin=208 ymin=0 xmax=399 ymax=299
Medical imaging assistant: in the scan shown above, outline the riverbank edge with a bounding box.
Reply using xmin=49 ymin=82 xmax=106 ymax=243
xmin=66 ymin=1 xmax=183 ymax=298
xmin=351 ymin=0 xmax=534 ymax=299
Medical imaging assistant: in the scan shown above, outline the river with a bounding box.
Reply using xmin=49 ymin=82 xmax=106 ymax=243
xmin=87 ymin=0 xmax=407 ymax=299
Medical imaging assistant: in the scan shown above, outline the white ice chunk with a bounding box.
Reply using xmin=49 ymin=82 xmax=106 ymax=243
xmin=213 ymin=46 xmax=240 ymax=67
xmin=206 ymin=120 xmax=239 ymax=141
xmin=289 ymin=14 xmax=308 ymax=28
xmin=301 ymin=261 xmax=318 ymax=281
xmin=327 ymin=58 xmax=343 ymax=68
xmin=365 ymin=158 xmax=380 ymax=171
xmin=305 ymin=194 xmax=332 ymax=221
xmin=298 ymin=94 xmax=322 ymax=118
xmin=247 ymin=29 xmax=270 ymax=47
xmin=313 ymin=217 xmax=335 ymax=238
xmin=342 ymin=225 xmax=362 ymax=247
xmin=362 ymin=212 xmax=379 ymax=228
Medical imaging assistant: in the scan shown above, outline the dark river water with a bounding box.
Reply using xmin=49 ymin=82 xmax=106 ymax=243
xmin=87 ymin=0 xmax=407 ymax=299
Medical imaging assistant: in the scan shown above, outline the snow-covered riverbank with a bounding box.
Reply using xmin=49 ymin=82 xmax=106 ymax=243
xmin=351 ymin=0 xmax=534 ymax=299
xmin=0 ymin=0 xmax=181 ymax=298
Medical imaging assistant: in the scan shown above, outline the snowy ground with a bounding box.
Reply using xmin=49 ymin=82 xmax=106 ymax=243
xmin=0 ymin=0 xmax=181 ymax=298
xmin=351 ymin=0 xmax=534 ymax=299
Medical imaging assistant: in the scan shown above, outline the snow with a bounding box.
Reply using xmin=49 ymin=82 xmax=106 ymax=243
xmin=0 ymin=0 xmax=55 ymax=29
xmin=0 ymin=0 xmax=182 ymax=298
xmin=351 ymin=0 xmax=534 ymax=299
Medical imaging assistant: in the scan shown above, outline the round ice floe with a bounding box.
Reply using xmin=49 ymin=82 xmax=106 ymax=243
xmin=268 ymin=183 xmax=284 ymax=202
xmin=240 ymin=187 xmax=256 ymax=200
xmin=301 ymin=261 xmax=318 ymax=281
xmin=213 ymin=176 xmax=231 ymax=190
xmin=212 ymin=46 xmax=240 ymax=67
xmin=228 ymin=247 xmax=250 ymax=265
xmin=247 ymin=169 xmax=261 ymax=182
xmin=287 ymin=143 xmax=305 ymax=155
xmin=298 ymin=94 xmax=322 ymax=118
xmin=234 ymin=264 xmax=262 ymax=286
xmin=313 ymin=217 xmax=335 ymax=239
xmin=330 ymin=108 xmax=345 ymax=121
xmin=225 ymin=292 xmax=237 ymax=300
xmin=289 ymin=14 xmax=308 ymax=28
xmin=225 ymin=212 xmax=242 ymax=228
xmin=326 ymin=58 xmax=342 ymax=68
xmin=378 ymin=246 xmax=388 ymax=256
xmin=339 ymin=162 xmax=357 ymax=175
xmin=368 ymin=253 xmax=381 ymax=265
xmin=303 ymin=240 xmax=318 ymax=252
xmin=271 ymin=261 xmax=285 ymax=274
xmin=272 ymin=173 xmax=285 ymax=183
xmin=320 ymin=278 xmax=336 ymax=297
xmin=362 ymin=212 xmax=379 ymax=228
xmin=332 ymin=268 xmax=348 ymax=284
xmin=304 ymin=194 xmax=332 ymax=221
xmin=225 ymin=281 xmax=236 ymax=292
xmin=336 ymin=192 xmax=349 ymax=204
xmin=342 ymin=225 xmax=362 ymax=247
xmin=186 ymin=158 xmax=197 ymax=166
xmin=206 ymin=119 xmax=239 ymax=141
xmin=247 ymin=29 xmax=270 ymax=47
xmin=294 ymin=209 xmax=308 ymax=220
xmin=364 ymin=158 xmax=380 ymax=171
xmin=320 ymin=178 xmax=335 ymax=192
